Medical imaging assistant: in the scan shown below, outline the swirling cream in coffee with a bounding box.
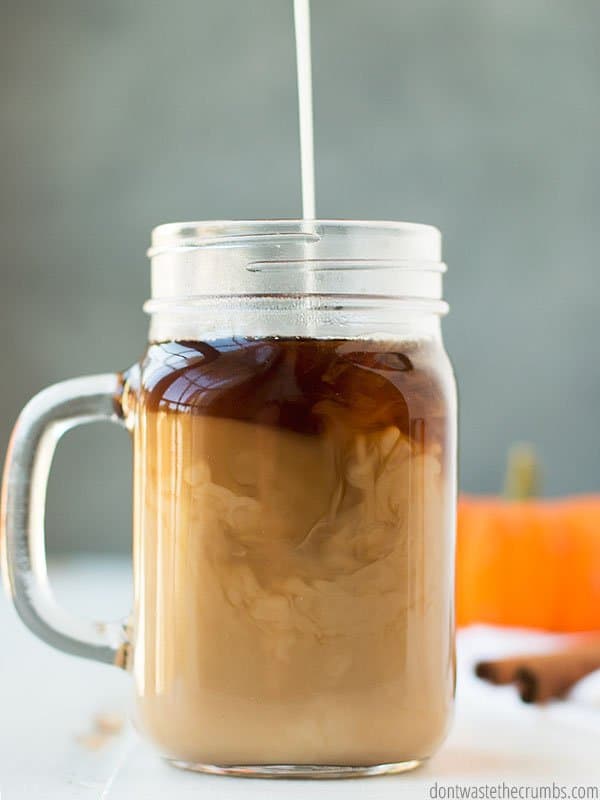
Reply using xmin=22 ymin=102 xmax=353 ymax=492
xmin=131 ymin=337 xmax=455 ymax=766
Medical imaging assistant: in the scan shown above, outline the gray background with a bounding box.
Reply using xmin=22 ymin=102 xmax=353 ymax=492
xmin=2 ymin=0 xmax=599 ymax=554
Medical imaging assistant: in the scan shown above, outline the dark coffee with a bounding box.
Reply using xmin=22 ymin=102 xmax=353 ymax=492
xmin=140 ymin=337 xmax=450 ymax=443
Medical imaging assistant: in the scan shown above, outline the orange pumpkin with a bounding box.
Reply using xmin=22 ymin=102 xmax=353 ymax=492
xmin=456 ymin=446 xmax=600 ymax=632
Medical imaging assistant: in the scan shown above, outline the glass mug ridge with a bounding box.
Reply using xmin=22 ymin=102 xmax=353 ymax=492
xmin=1 ymin=220 xmax=457 ymax=778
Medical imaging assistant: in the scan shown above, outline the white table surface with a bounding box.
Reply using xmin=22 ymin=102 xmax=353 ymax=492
xmin=2 ymin=558 xmax=600 ymax=799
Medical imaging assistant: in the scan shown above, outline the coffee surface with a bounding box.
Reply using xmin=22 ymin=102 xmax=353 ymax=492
xmin=132 ymin=337 xmax=455 ymax=766
xmin=140 ymin=337 xmax=448 ymax=440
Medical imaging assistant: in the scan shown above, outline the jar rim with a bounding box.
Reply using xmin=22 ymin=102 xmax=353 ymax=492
xmin=148 ymin=219 xmax=442 ymax=262
xmin=147 ymin=219 xmax=446 ymax=305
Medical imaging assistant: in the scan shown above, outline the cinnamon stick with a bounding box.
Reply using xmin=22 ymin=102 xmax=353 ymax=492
xmin=474 ymin=636 xmax=600 ymax=703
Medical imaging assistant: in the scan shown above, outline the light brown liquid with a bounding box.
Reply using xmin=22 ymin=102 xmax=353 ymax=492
xmin=130 ymin=337 xmax=455 ymax=766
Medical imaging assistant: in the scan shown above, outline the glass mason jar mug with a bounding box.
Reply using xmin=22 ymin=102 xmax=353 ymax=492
xmin=1 ymin=220 xmax=457 ymax=778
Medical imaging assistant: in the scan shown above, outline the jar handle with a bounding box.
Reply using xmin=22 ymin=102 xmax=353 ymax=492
xmin=1 ymin=374 xmax=130 ymax=667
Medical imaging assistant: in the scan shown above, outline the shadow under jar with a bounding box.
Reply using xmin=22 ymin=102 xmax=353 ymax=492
xmin=2 ymin=220 xmax=457 ymax=778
